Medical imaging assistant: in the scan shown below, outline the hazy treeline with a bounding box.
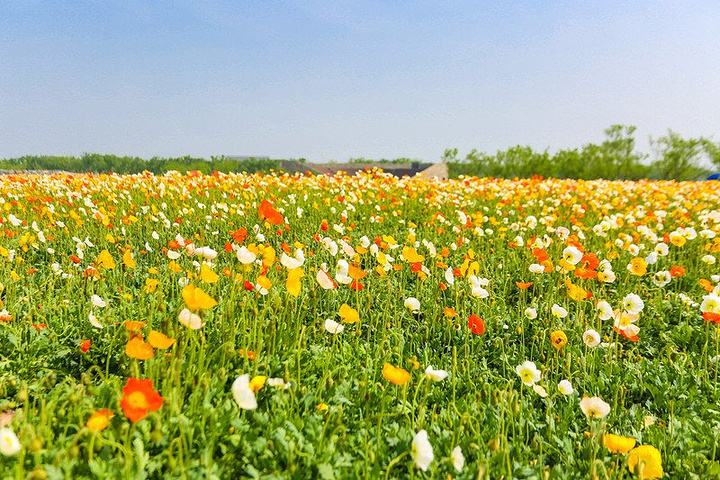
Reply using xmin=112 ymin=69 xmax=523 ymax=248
xmin=0 ymin=154 xmax=282 ymax=174
xmin=1 ymin=126 xmax=718 ymax=179
xmin=446 ymin=126 xmax=720 ymax=180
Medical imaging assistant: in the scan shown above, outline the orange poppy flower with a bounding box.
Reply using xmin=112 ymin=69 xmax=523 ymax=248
xmin=124 ymin=321 xmax=145 ymax=333
xmin=699 ymin=279 xmax=714 ymax=292
xmin=258 ymin=199 xmax=284 ymax=225
xmin=574 ymin=267 xmax=597 ymax=280
xmin=125 ymin=336 xmax=155 ymax=360
xmin=516 ymin=281 xmax=533 ymax=290
xmin=148 ymin=331 xmax=175 ymax=349
xmin=669 ymin=265 xmax=686 ymax=277
xmin=120 ymin=378 xmax=163 ymax=423
xmin=86 ymin=409 xmax=114 ymax=432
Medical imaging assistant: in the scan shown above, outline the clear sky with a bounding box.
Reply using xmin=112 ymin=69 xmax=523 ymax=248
xmin=1 ymin=0 xmax=719 ymax=162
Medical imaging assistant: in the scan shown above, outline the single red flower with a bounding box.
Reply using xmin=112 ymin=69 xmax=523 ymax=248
xmin=258 ymin=199 xmax=284 ymax=225
xmin=229 ymin=227 xmax=248 ymax=243
xmin=80 ymin=339 xmax=91 ymax=353
xmin=120 ymin=378 xmax=163 ymax=423
xmin=670 ymin=265 xmax=686 ymax=278
xmin=468 ymin=314 xmax=486 ymax=335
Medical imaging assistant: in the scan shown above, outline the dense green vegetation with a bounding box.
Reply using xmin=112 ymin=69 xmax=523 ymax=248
xmin=446 ymin=126 xmax=720 ymax=180
xmin=0 ymin=155 xmax=283 ymax=175
xmin=1 ymin=126 xmax=718 ymax=180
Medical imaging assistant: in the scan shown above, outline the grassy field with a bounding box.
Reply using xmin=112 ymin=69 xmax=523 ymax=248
xmin=1 ymin=171 xmax=719 ymax=479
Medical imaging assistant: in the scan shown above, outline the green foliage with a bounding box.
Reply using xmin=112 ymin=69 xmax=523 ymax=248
xmin=448 ymin=125 xmax=717 ymax=180
xmin=0 ymin=154 xmax=283 ymax=175
xmin=648 ymin=131 xmax=716 ymax=180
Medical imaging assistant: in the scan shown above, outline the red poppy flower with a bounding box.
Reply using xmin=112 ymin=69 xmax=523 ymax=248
xmin=258 ymin=199 xmax=284 ymax=225
xmin=669 ymin=265 xmax=686 ymax=278
xmin=468 ymin=314 xmax=486 ymax=335
xmin=703 ymin=312 xmax=720 ymax=324
xmin=229 ymin=227 xmax=248 ymax=243
xmin=120 ymin=378 xmax=163 ymax=423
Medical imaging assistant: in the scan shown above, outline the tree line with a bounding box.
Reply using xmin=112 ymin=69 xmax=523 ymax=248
xmin=1 ymin=126 xmax=718 ymax=179
xmin=445 ymin=125 xmax=720 ymax=180
xmin=0 ymin=155 xmax=282 ymax=174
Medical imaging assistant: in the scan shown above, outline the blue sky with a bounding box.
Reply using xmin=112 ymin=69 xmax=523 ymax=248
xmin=1 ymin=1 xmax=718 ymax=161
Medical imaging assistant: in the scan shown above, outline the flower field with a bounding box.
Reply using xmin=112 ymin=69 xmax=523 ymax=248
xmin=1 ymin=170 xmax=720 ymax=478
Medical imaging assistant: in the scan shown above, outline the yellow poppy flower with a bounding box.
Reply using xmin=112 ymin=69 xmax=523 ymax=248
xmin=96 ymin=249 xmax=116 ymax=270
xmin=382 ymin=363 xmax=411 ymax=385
xmin=182 ymin=284 xmax=217 ymax=311
xmin=603 ymin=434 xmax=636 ymax=454
xmin=550 ymin=330 xmax=568 ymax=351
xmin=199 ymin=263 xmax=219 ymax=284
xmin=86 ymin=409 xmax=114 ymax=432
xmin=122 ymin=249 xmax=136 ymax=269
xmin=249 ymin=375 xmax=267 ymax=393
xmin=338 ymin=304 xmax=359 ymax=324
xmin=627 ymin=445 xmax=663 ymax=479
xmin=286 ymin=268 xmax=304 ymax=297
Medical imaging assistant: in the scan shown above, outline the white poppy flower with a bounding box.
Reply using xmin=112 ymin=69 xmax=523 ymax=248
xmin=622 ymin=293 xmax=644 ymax=315
xmin=0 ymin=428 xmax=21 ymax=456
xmin=88 ymin=312 xmax=103 ymax=329
xmin=90 ymin=295 xmax=107 ymax=308
xmin=562 ymin=246 xmax=583 ymax=265
xmin=580 ymin=396 xmax=610 ymax=419
xmin=558 ymin=380 xmax=574 ymax=395
xmin=232 ymin=375 xmax=257 ymax=410
xmin=582 ymin=329 xmax=601 ymax=348
xmin=444 ymin=267 xmax=455 ymax=286
xmin=551 ymin=304 xmax=568 ymax=318
xmin=194 ymin=246 xmax=217 ymax=260
xmin=411 ymin=430 xmax=434 ymax=472
xmin=323 ymin=319 xmax=344 ymax=334
xmin=596 ymin=300 xmax=613 ymax=321
xmin=424 ymin=365 xmax=448 ymax=382
xmin=316 ymin=269 xmax=336 ymax=290
xmin=280 ymin=249 xmax=305 ymax=269
xmin=515 ymin=361 xmax=541 ymax=386
xmin=533 ymin=384 xmax=548 ymax=398
xmin=236 ymin=246 xmax=257 ymax=265
xmin=451 ymin=446 xmax=465 ymax=472
xmin=404 ymin=297 xmax=421 ymax=313
xmin=178 ymin=308 xmax=203 ymax=330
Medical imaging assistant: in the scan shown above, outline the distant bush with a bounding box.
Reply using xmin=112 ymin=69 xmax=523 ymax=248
xmin=447 ymin=125 xmax=720 ymax=180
